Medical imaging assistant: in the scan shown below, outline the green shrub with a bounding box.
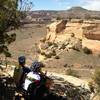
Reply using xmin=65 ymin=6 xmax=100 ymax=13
xmin=66 ymin=68 xmax=79 ymax=78
xmin=72 ymin=46 xmax=80 ymax=51
xmin=55 ymin=55 xmax=60 ymax=59
xmin=47 ymin=42 xmax=53 ymax=46
xmin=52 ymin=50 xmax=56 ymax=56
xmin=93 ymin=68 xmax=100 ymax=93
xmin=83 ymin=47 xmax=92 ymax=54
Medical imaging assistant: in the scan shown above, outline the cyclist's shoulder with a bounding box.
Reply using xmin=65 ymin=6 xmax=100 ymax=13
xmin=23 ymin=66 xmax=31 ymax=72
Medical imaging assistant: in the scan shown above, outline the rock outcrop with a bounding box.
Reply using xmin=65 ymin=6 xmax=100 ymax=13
xmin=46 ymin=19 xmax=100 ymax=42
xmin=38 ymin=19 xmax=100 ymax=58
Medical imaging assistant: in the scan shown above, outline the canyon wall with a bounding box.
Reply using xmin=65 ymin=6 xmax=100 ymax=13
xmin=44 ymin=19 xmax=100 ymax=53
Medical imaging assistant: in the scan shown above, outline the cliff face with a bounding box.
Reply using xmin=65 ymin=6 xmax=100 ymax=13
xmin=46 ymin=20 xmax=100 ymax=42
xmin=46 ymin=20 xmax=68 ymax=42
xmin=42 ymin=19 xmax=100 ymax=54
xmin=37 ymin=19 xmax=100 ymax=62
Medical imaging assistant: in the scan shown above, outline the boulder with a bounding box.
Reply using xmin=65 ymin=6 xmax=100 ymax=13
xmin=46 ymin=20 xmax=67 ymax=42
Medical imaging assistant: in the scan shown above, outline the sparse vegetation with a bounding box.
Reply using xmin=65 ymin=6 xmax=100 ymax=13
xmin=56 ymin=16 xmax=62 ymax=20
xmin=83 ymin=47 xmax=92 ymax=54
xmin=93 ymin=68 xmax=100 ymax=94
xmin=72 ymin=45 xmax=80 ymax=51
xmin=66 ymin=68 xmax=79 ymax=78
xmin=55 ymin=55 xmax=60 ymax=59
xmin=0 ymin=0 xmax=20 ymax=55
xmin=0 ymin=0 xmax=32 ymax=56
xmin=47 ymin=42 xmax=53 ymax=46
xmin=63 ymin=64 xmax=68 ymax=68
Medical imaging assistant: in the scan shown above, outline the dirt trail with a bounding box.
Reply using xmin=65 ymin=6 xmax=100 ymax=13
xmin=46 ymin=72 xmax=89 ymax=90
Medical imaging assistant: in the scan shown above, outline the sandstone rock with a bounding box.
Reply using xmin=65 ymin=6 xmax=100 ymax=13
xmin=82 ymin=38 xmax=100 ymax=54
xmin=46 ymin=20 xmax=67 ymax=42
xmin=46 ymin=19 xmax=100 ymax=42
xmin=71 ymin=38 xmax=82 ymax=51
xmin=38 ymin=54 xmax=46 ymax=61
xmin=40 ymin=42 xmax=49 ymax=50
xmin=70 ymin=19 xmax=83 ymax=23
xmin=38 ymin=19 xmax=100 ymax=58
xmin=44 ymin=49 xmax=56 ymax=58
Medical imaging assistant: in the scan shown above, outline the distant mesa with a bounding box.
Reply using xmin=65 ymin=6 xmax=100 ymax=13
xmin=67 ymin=6 xmax=88 ymax=12
xmin=23 ymin=6 xmax=100 ymax=24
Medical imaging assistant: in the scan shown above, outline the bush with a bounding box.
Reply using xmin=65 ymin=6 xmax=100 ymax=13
xmin=45 ymin=54 xmax=51 ymax=58
xmin=66 ymin=68 xmax=79 ymax=78
xmin=93 ymin=68 xmax=100 ymax=93
xmin=47 ymin=42 xmax=53 ymax=46
xmin=72 ymin=46 xmax=80 ymax=51
xmin=52 ymin=50 xmax=56 ymax=56
xmin=55 ymin=55 xmax=60 ymax=59
xmin=83 ymin=47 xmax=92 ymax=54
xmin=63 ymin=64 xmax=68 ymax=68
xmin=98 ymin=54 xmax=100 ymax=58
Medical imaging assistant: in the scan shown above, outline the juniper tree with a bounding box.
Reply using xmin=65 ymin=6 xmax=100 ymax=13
xmin=0 ymin=0 xmax=21 ymax=57
xmin=0 ymin=0 xmax=33 ymax=57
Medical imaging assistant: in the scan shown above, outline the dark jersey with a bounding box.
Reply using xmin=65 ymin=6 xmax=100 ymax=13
xmin=19 ymin=66 xmax=31 ymax=88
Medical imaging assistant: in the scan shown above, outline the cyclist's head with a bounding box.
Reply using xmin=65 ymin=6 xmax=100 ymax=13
xmin=31 ymin=61 xmax=45 ymax=72
xmin=18 ymin=56 xmax=26 ymax=66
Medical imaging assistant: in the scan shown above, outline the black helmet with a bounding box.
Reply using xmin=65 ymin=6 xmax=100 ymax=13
xmin=18 ymin=56 xmax=26 ymax=64
xmin=31 ymin=61 xmax=44 ymax=72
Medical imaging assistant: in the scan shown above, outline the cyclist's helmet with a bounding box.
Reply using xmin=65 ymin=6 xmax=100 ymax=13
xmin=31 ymin=61 xmax=44 ymax=72
xmin=18 ymin=56 xmax=26 ymax=64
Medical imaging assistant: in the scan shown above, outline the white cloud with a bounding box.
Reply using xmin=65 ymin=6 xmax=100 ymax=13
xmin=53 ymin=0 xmax=100 ymax=11
xmin=83 ymin=0 xmax=100 ymax=11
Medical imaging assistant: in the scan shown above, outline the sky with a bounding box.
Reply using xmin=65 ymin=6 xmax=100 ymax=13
xmin=23 ymin=0 xmax=100 ymax=11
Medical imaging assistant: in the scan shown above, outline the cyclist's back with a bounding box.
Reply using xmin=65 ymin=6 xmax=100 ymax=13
xmin=13 ymin=56 xmax=31 ymax=89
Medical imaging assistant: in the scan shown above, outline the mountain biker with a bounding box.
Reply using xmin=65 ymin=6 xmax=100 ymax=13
xmin=13 ymin=56 xmax=31 ymax=89
xmin=23 ymin=61 xmax=50 ymax=99
xmin=33 ymin=76 xmax=53 ymax=100
xmin=23 ymin=61 xmax=45 ymax=91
